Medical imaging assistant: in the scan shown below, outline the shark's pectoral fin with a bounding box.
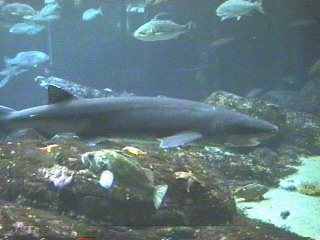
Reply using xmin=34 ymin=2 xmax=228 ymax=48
xmin=158 ymin=131 xmax=203 ymax=148
xmin=225 ymin=136 xmax=260 ymax=147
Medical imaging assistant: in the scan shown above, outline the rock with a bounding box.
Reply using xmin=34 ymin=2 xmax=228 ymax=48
xmin=0 ymin=136 xmax=236 ymax=227
xmin=156 ymin=227 xmax=196 ymax=239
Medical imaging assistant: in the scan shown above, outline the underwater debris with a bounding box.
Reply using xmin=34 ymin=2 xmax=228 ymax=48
xmin=81 ymin=149 xmax=168 ymax=209
xmin=233 ymin=183 xmax=268 ymax=201
xmin=174 ymin=171 xmax=200 ymax=193
xmin=122 ymin=146 xmax=147 ymax=156
xmin=39 ymin=144 xmax=62 ymax=154
xmin=39 ymin=165 xmax=74 ymax=189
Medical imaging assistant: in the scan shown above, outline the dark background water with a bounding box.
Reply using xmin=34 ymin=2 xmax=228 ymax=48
xmin=0 ymin=0 xmax=320 ymax=110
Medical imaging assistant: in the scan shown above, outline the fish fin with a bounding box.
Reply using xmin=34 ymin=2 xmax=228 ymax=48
xmin=98 ymin=6 xmax=103 ymax=16
xmin=0 ymin=76 xmax=10 ymax=88
xmin=225 ymin=136 xmax=260 ymax=147
xmin=47 ymin=84 xmax=80 ymax=104
xmin=100 ymin=170 xmax=114 ymax=189
xmin=153 ymin=185 xmax=168 ymax=209
xmin=221 ymin=16 xmax=228 ymax=21
xmin=255 ymin=0 xmax=266 ymax=14
xmin=0 ymin=105 xmax=15 ymax=143
xmin=185 ymin=21 xmax=196 ymax=38
xmin=158 ymin=131 xmax=203 ymax=148
xmin=237 ymin=16 xmax=241 ymax=21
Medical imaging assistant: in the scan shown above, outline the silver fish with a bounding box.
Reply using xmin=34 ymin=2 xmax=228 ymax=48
xmin=210 ymin=36 xmax=235 ymax=47
xmin=40 ymin=3 xmax=60 ymax=17
xmin=45 ymin=0 xmax=59 ymax=5
xmin=1 ymin=3 xmax=36 ymax=16
xmin=0 ymin=66 xmax=28 ymax=88
xmin=9 ymin=22 xmax=46 ymax=35
xmin=24 ymin=13 xmax=60 ymax=23
xmin=134 ymin=18 xmax=193 ymax=41
xmin=216 ymin=0 xmax=265 ymax=21
xmin=82 ymin=7 xmax=103 ymax=21
xmin=5 ymin=51 xmax=49 ymax=68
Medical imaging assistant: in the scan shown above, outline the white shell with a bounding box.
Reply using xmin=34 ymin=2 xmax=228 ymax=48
xmin=99 ymin=170 xmax=114 ymax=189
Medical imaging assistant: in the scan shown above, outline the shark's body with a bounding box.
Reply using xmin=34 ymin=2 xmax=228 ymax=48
xmin=0 ymin=85 xmax=278 ymax=148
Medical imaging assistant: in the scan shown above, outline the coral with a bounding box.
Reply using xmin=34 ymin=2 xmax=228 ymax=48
xmin=298 ymin=181 xmax=320 ymax=196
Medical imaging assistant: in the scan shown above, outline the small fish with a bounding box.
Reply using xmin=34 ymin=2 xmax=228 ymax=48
xmin=24 ymin=14 xmax=60 ymax=23
xmin=5 ymin=51 xmax=49 ymax=68
xmin=1 ymin=3 xmax=36 ymax=16
xmin=40 ymin=3 xmax=60 ymax=17
xmin=45 ymin=0 xmax=59 ymax=5
xmin=9 ymin=22 xmax=46 ymax=35
xmin=0 ymin=66 xmax=28 ymax=88
xmin=0 ymin=66 xmax=27 ymax=78
xmin=210 ymin=36 xmax=235 ymax=47
xmin=216 ymin=0 xmax=265 ymax=21
xmin=134 ymin=17 xmax=194 ymax=41
xmin=82 ymin=7 xmax=103 ymax=21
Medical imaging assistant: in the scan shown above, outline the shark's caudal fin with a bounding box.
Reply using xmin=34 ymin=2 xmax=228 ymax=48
xmin=0 ymin=105 xmax=15 ymax=143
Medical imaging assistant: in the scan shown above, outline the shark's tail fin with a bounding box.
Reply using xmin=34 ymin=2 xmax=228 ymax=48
xmin=0 ymin=105 xmax=15 ymax=143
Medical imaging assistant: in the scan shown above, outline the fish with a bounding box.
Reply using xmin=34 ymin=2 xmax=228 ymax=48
xmin=45 ymin=0 xmax=59 ymax=5
xmin=0 ymin=66 xmax=28 ymax=88
xmin=9 ymin=22 xmax=46 ymax=35
xmin=0 ymin=85 xmax=278 ymax=148
xmin=216 ymin=0 xmax=265 ymax=21
xmin=1 ymin=3 xmax=36 ymax=16
xmin=40 ymin=3 xmax=60 ymax=17
xmin=145 ymin=0 xmax=169 ymax=7
xmin=4 ymin=51 xmax=49 ymax=68
xmin=23 ymin=14 xmax=60 ymax=23
xmin=134 ymin=17 xmax=194 ymax=41
xmin=210 ymin=36 xmax=235 ymax=47
xmin=82 ymin=7 xmax=103 ymax=21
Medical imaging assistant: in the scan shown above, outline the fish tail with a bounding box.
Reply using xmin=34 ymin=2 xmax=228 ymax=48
xmin=255 ymin=0 xmax=266 ymax=14
xmin=98 ymin=6 xmax=103 ymax=16
xmin=0 ymin=105 xmax=15 ymax=143
xmin=185 ymin=21 xmax=196 ymax=38
xmin=0 ymin=76 xmax=11 ymax=88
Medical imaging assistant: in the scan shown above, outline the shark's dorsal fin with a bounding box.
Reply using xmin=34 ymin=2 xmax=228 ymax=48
xmin=47 ymin=85 xmax=79 ymax=104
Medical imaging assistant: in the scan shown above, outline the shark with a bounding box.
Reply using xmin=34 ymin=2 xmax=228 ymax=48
xmin=0 ymin=85 xmax=278 ymax=148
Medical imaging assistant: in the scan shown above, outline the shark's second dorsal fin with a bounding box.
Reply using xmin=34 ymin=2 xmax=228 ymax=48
xmin=47 ymin=85 xmax=80 ymax=104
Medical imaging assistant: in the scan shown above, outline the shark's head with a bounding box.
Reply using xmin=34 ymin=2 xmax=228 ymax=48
xmin=224 ymin=115 xmax=278 ymax=147
xmin=207 ymin=111 xmax=278 ymax=147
